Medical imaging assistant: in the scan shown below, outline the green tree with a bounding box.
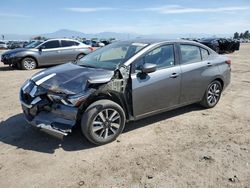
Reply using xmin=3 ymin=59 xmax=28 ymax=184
xmin=233 ymin=32 xmax=239 ymax=39
xmin=239 ymin=33 xmax=244 ymax=38
xmin=243 ymin=30 xmax=249 ymax=39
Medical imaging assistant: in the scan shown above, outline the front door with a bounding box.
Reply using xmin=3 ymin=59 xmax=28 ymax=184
xmin=131 ymin=44 xmax=181 ymax=119
xmin=38 ymin=40 xmax=62 ymax=65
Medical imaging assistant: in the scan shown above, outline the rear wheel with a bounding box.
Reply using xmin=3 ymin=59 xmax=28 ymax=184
xmin=81 ymin=100 xmax=126 ymax=145
xmin=200 ymin=80 xmax=222 ymax=108
xmin=21 ymin=57 xmax=37 ymax=70
xmin=76 ymin=54 xmax=85 ymax=60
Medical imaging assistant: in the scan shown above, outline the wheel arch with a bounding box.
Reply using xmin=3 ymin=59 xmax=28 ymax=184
xmin=78 ymin=92 xmax=129 ymax=122
xmin=213 ymin=77 xmax=224 ymax=90
xmin=76 ymin=53 xmax=86 ymax=59
xmin=21 ymin=55 xmax=38 ymax=66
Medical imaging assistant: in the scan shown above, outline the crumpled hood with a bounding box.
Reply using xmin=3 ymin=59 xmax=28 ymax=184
xmin=31 ymin=63 xmax=114 ymax=94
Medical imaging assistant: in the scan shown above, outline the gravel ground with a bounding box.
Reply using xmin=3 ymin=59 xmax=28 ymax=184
xmin=0 ymin=44 xmax=250 ymax=188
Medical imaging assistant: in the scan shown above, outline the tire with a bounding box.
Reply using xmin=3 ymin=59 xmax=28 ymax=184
xmin=200 ymin=80 xmax=222 ymax=108
xmin=76 ymin=54 xmax=85 ymax=60
xmin=21 ymin=57 xmax=37 ymax=70
xmin=81 ymin=99 xmax=126 ymax=145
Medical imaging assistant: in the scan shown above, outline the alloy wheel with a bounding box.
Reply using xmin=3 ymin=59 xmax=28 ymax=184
xmin=207 ymin=83 xmax=221 ymax=106
xmin=23 ymin=58 xmax=36 ymax=70
xmin=91 ymin=108 xmax=121 ymax=140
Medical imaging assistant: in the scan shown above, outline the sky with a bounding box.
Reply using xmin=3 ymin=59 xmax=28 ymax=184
xmin=0 ymin=0 xmax=250 ymax=35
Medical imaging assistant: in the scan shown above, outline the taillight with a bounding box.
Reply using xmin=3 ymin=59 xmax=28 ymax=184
xmin=225 ymin=60 xmax=231 ymax=66
xmin=88 ymin=47 xmax=94 ymax=52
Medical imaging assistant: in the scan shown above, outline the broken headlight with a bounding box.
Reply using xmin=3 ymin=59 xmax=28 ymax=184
xmin=47 ymin=94 xmax=64 ymax=102
xmin=47 ymin=93 xmax=89 ymax=107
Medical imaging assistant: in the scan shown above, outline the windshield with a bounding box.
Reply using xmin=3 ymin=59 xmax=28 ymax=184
xmin=25 ymin=41 xmax=43 ymax=48
xmin=77 ymin=41 xmax=148 ymax=70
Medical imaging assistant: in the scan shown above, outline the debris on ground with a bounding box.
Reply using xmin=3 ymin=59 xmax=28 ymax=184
xmin=199 ymin=155 xmax=214 ymax=162
xmin=228 ymin=175 xmax=239 ymax=183
xmin=78 ymin=181 xmax=85 ymax=186
xmin=147 ymin=175 xmax=153 ymax=179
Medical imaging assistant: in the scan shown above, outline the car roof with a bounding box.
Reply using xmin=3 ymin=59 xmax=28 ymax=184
xmin=120 ymin=38 xmax=216 ymax=54
xmin=120 ymin=38 xmax=200 ymax=45
xmin=45 ymin=38 xmax=81 ymax=42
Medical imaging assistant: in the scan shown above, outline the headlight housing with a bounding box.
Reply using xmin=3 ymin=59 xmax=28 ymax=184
xmin=47 ymin=94 xmax=64 ymax=103
xmin=9 ymin=52 xmax=18 ymax=58
xmin=47 ymin=91 xmax=91 ymax=107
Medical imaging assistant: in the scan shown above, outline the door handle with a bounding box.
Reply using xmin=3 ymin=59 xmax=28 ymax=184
xmin=170 ymin=73 xmax=179 ymax=78
xmin=207 ymin=62 xmax=212 ymax=67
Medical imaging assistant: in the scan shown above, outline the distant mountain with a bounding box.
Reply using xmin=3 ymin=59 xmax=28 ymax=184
xmin=41 ymin=29 xmax=90 ymax=38
xmin=1 ymin=29 xmax=232 ymax=40
xmin=40 ymin=29 xmax=141 ymax=40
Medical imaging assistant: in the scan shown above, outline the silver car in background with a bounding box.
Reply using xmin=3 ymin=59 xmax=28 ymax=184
xmin=1 ymin=38 xmax=93 ymax=70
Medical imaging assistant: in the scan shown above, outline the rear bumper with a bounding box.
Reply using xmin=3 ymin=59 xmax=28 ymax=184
xmin=222 ymin=67 xmax=231 ymax=90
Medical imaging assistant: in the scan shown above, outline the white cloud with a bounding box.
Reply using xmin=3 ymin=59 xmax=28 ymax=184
xmin=138 ymin=5 xmax=249 ymax=14
xmin=64 ymin=7 xmax=115 ymax=13
xmin=64 ymin=5 xmax=249 ymax=14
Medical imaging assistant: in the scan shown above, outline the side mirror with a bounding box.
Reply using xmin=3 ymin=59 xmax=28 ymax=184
xmin=141 ymin=63 xmax=157 ymax=74
xmin=38 ymin=45 xmax=45 ymax=51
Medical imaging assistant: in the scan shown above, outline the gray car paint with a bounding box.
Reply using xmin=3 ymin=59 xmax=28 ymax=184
xmin=19 ymin=39 xmax=231 ymax=137
xmin=1 ymin=39 xmax=91 ymax=67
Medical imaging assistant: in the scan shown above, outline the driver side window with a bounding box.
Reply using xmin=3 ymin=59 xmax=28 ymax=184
xmin=135 ymin=44 xmax=175 ymax=71
xmin=42 ymin=40 xmax=60 ymax=49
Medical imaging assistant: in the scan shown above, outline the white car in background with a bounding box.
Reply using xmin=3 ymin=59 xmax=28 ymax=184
xmin=0 ymin=41 xmax=7 ymax=49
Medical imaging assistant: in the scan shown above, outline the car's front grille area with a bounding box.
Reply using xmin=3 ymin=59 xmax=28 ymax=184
xmin=20 ymin=90 xmax=34 ymax=104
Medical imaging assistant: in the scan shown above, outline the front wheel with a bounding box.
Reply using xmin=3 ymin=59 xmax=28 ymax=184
xmin=20 ymin=57 xmax=37 ymax=70
xmin=81 ymin=100 xmax=126 ymax=145
xmin=200 ymin=80 xmax=222 ymax=108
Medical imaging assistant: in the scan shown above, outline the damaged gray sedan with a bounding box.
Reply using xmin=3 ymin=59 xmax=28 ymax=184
xmin=20 ymin=39 xmax=231 ymax=145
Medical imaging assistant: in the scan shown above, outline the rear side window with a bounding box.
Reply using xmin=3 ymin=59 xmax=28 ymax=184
xmin=200 ymin=48 xmax=209 ymax=60
xmin=43 ymin=40 xmax=60 ymax=49
xmin=180 ymin=45 xmax=202 ymax=64
xmin=61 ymin=40 xmax=79 ymax=47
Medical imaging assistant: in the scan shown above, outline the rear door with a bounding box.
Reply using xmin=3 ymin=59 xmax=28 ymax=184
xmin=131 ymin=44 xmax=181 ymax=118
xmin=178 ymin=44 xmax=212 ymax=104
xmin=60 ymin=40 xmax=80 ymax=62
xmin=38 ymin=40 xmax=62 ymax=65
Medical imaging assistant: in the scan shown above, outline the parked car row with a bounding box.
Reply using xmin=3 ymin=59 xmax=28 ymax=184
xmin=19 ymin=39 xmax=231 ymax=144
xmin=1 ymin=38 xmax=94 ymax=70
xmin=82 ymin=39 xmax=114 ymax=47
xmin=196 ymin=38 xmax=240 ymax=54
xmin=238 ymin=39 xmax=250 ymax=43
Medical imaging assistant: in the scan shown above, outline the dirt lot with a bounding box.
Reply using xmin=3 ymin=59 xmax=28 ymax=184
xmin=0 ymin=44 xmax=250 ymax=188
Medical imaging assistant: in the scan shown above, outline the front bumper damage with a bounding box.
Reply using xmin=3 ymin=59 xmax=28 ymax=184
xmin=20 ymin=80 xmax=78 ymax=138
xmin=1 ymin=54 xmax=22 ymax=66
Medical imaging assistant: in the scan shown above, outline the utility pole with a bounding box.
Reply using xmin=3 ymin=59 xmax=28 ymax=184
xmin=2 ymin=35 xmax=4 ymax=40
